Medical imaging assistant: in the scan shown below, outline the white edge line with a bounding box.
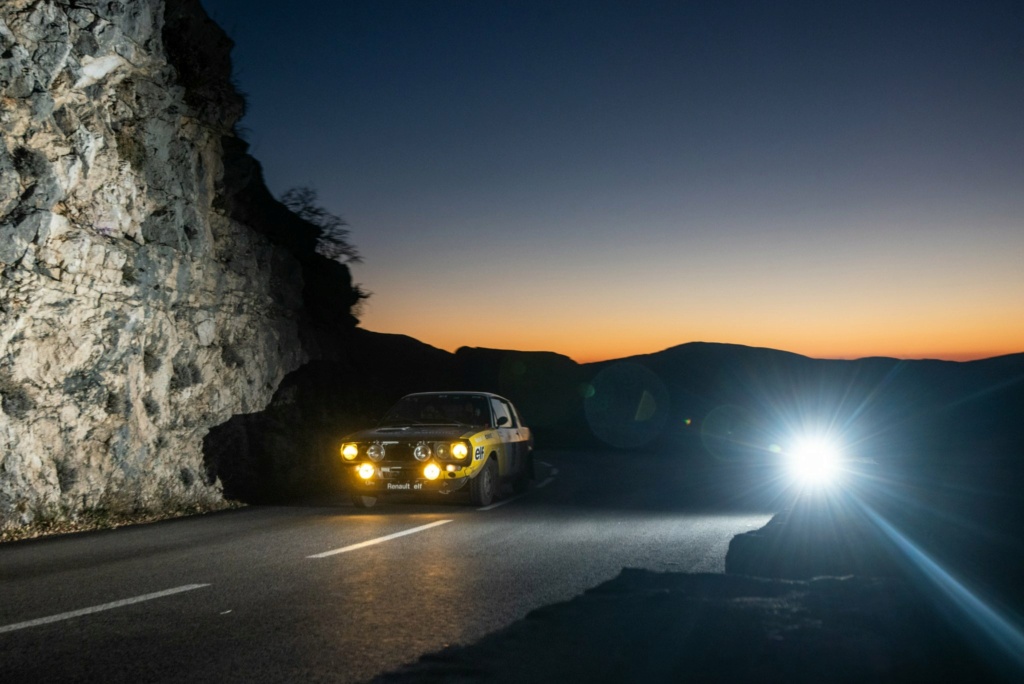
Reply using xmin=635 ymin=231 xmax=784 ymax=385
xmin=536 ymin=466 xmax=559 ymax=489
xmin=0 ymin=584 xmax=211 ymax=635
xmin=308 ymin=519 xmax=452 ymax=558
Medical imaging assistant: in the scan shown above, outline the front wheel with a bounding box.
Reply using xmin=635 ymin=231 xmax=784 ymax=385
xmin=470 ymin=459 xmax=498 ymax=506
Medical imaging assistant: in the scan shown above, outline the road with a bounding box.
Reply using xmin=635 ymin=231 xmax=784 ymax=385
xmin=0 ymin=451 xmax=776 ymax=683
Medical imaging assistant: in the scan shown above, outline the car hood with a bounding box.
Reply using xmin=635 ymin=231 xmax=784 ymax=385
xmin=344 ymin=425 xmax=482 ymax=442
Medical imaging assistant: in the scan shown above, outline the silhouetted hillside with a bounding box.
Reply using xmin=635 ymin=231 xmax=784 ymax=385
xmin=615 ymin=343 xmax=1024 ymax=463
xmin=205 ymin=336 xmax=1024 ymax=502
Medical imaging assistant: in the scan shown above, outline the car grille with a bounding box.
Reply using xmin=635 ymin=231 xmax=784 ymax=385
xmin=382 ymin=443 xmax=416 ymax=463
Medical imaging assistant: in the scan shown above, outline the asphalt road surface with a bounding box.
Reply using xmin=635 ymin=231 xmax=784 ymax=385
xmin=1 ymin=451 xmax=777 ymax=683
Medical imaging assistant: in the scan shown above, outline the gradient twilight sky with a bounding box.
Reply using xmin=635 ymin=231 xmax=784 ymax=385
xmin=200 ymin=0 xmax=1023 ymax=363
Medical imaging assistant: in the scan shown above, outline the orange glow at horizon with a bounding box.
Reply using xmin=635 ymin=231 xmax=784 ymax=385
xmin=359 ymin=291 xmax=1024 ymax=364
xmin=362 ymin=297 xmax=1024 ymax=364
xmin=362 ymin=323 xmax=1023 ymax=365
xmin=355 ymin=214 xmax=1024 ymax=366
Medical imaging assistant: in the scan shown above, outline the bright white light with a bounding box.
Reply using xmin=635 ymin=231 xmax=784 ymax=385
xmin=788 ymin=436 xmax=842 ymax=485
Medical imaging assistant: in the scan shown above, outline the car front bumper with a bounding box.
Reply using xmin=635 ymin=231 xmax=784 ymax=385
xmin=347 ymin=463 xmax=472 ymax=495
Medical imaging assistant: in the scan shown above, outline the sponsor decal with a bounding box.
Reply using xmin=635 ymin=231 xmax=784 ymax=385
xmin=475 ymin=446 xmax=485 ymax=461
xmin=386 ymin=483 xmax=424 ymax=490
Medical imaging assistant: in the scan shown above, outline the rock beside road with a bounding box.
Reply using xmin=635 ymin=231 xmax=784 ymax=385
xmin=373 ymin=478 xmax=1019 ymax=683
xmin=0 ymin=0 xmax=311 ymax=529
xmin=726 ymin=488 xmax=902 ymax=580
xmin=371 ymin=569 xmax=992 ymax=684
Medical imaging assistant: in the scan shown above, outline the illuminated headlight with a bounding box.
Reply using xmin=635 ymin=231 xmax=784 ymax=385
xmin=788 ymin=436 xmax=842 ymax=485
xmin=367 ymin=444 xmax=386 ymax=462
xmin=413 ymin=443 xmax=432 ymax=461
xmin=357 ymin=463 xmax=376 ymax=480
xmin=341 ymin=443 xmax=359 ymax=460
xmin=424 ymin=463 xmax=441 ymax=480
xmin=451 ymin=442 xmax=469 ymax=460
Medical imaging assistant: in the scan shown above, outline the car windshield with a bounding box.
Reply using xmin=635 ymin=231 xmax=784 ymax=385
xmin=378 ymin=394 xmax=491 ymax=427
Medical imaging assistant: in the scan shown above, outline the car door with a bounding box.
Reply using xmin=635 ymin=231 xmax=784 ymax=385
xmin=489 ymin=397 xmax=515 ymax=477
xmin=491 ymin=397 xmax=527 ymax=478
xmin=507 ymin=401 xmax=530 ymax=463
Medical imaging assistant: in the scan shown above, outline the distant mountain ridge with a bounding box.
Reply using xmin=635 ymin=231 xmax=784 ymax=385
xmin=207 ymin=334 xmax=1024 ymax=501
xmin=579 ymin=341 xmax=1024 ymax=460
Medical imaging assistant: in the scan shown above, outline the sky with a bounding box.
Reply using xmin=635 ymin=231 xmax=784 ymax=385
xmin=199 ymin=0 xmax=1023 ymax=363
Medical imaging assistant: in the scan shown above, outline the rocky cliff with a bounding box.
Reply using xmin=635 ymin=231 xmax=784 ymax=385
xmin=0 ymin=0 xmax=355 ymax=530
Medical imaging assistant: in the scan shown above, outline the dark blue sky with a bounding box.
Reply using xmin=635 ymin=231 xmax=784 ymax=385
xmin=199 ymin=0 xmax=1024 ymax=361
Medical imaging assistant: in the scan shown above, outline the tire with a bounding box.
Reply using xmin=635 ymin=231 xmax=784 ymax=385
xmin=351 ymin=493 xmax=378 ymax=508
xmin=470 ymin=459 xmax=498 ymax=507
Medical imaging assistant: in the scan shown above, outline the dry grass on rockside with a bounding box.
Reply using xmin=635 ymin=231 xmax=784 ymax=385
xmin=0 ymin=500 xmax=247 ymax=544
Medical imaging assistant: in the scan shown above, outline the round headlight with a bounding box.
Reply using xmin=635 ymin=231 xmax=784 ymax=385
xmin=358 ymin=463 xmax=376 ymax=479
xmin=367 ymin=444 xmax=386 ymax=462
xmin=414 ymin=443 xmax=432 ymax=461
xmin=451 ymin=442 xmax=469 ymax=460
xmin=424 ymin=463 xmax=441 ymax=480
xmin=341 ymin=443 xmax=359 ymax=460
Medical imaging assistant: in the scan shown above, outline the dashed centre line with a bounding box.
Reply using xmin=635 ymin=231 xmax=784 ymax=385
xmin=308 ymin=519 xmax=453 ymax=558
xmin=0 ymin=584 xmax=211 ymax=635
xmin=2 ymin=458 xmax=561 ymax=634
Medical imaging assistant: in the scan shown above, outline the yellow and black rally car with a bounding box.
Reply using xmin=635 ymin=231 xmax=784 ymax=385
xmin=340 ymin=392 xmax=533 ymax=507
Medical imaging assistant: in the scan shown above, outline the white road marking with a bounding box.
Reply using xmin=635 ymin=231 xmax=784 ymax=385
xmin=0 ymin=584 xmax=211 ymax=635
xmin=537 ymin=466 xmax=559 ymax=489
xmin=308 ymin=520 xmax=452 ymax=558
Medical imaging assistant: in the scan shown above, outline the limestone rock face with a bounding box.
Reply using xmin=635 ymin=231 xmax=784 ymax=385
xmin=0 ymin=0 xmax=308 ymax=527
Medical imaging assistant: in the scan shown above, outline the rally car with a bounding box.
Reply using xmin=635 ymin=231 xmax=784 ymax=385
xmin=340 ymin=392 xmax=533 ymax=507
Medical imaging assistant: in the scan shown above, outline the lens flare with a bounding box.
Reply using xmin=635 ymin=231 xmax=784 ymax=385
xmin=788 ymin=436 xmax=842 ymax=485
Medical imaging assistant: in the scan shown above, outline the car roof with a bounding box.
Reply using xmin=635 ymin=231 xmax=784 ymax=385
xmin=399 ymin=391 xmax=511 ymax=402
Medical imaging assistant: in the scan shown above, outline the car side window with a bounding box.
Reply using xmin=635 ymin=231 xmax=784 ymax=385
xmin=490 ymin=398 xmax=512 ymax=428
xmin=501 ymin=400 xmax=519 ymax=427
xmin=506 ymin=402 xmax=522 ymax=428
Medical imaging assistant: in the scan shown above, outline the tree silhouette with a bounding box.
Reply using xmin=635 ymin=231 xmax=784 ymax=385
xmin=280 ymin=187 xmax=362 ymax=264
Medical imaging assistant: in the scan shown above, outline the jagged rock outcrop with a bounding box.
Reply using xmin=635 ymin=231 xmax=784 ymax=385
xmin=0 ymin=0 xmax=332 ymax=528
